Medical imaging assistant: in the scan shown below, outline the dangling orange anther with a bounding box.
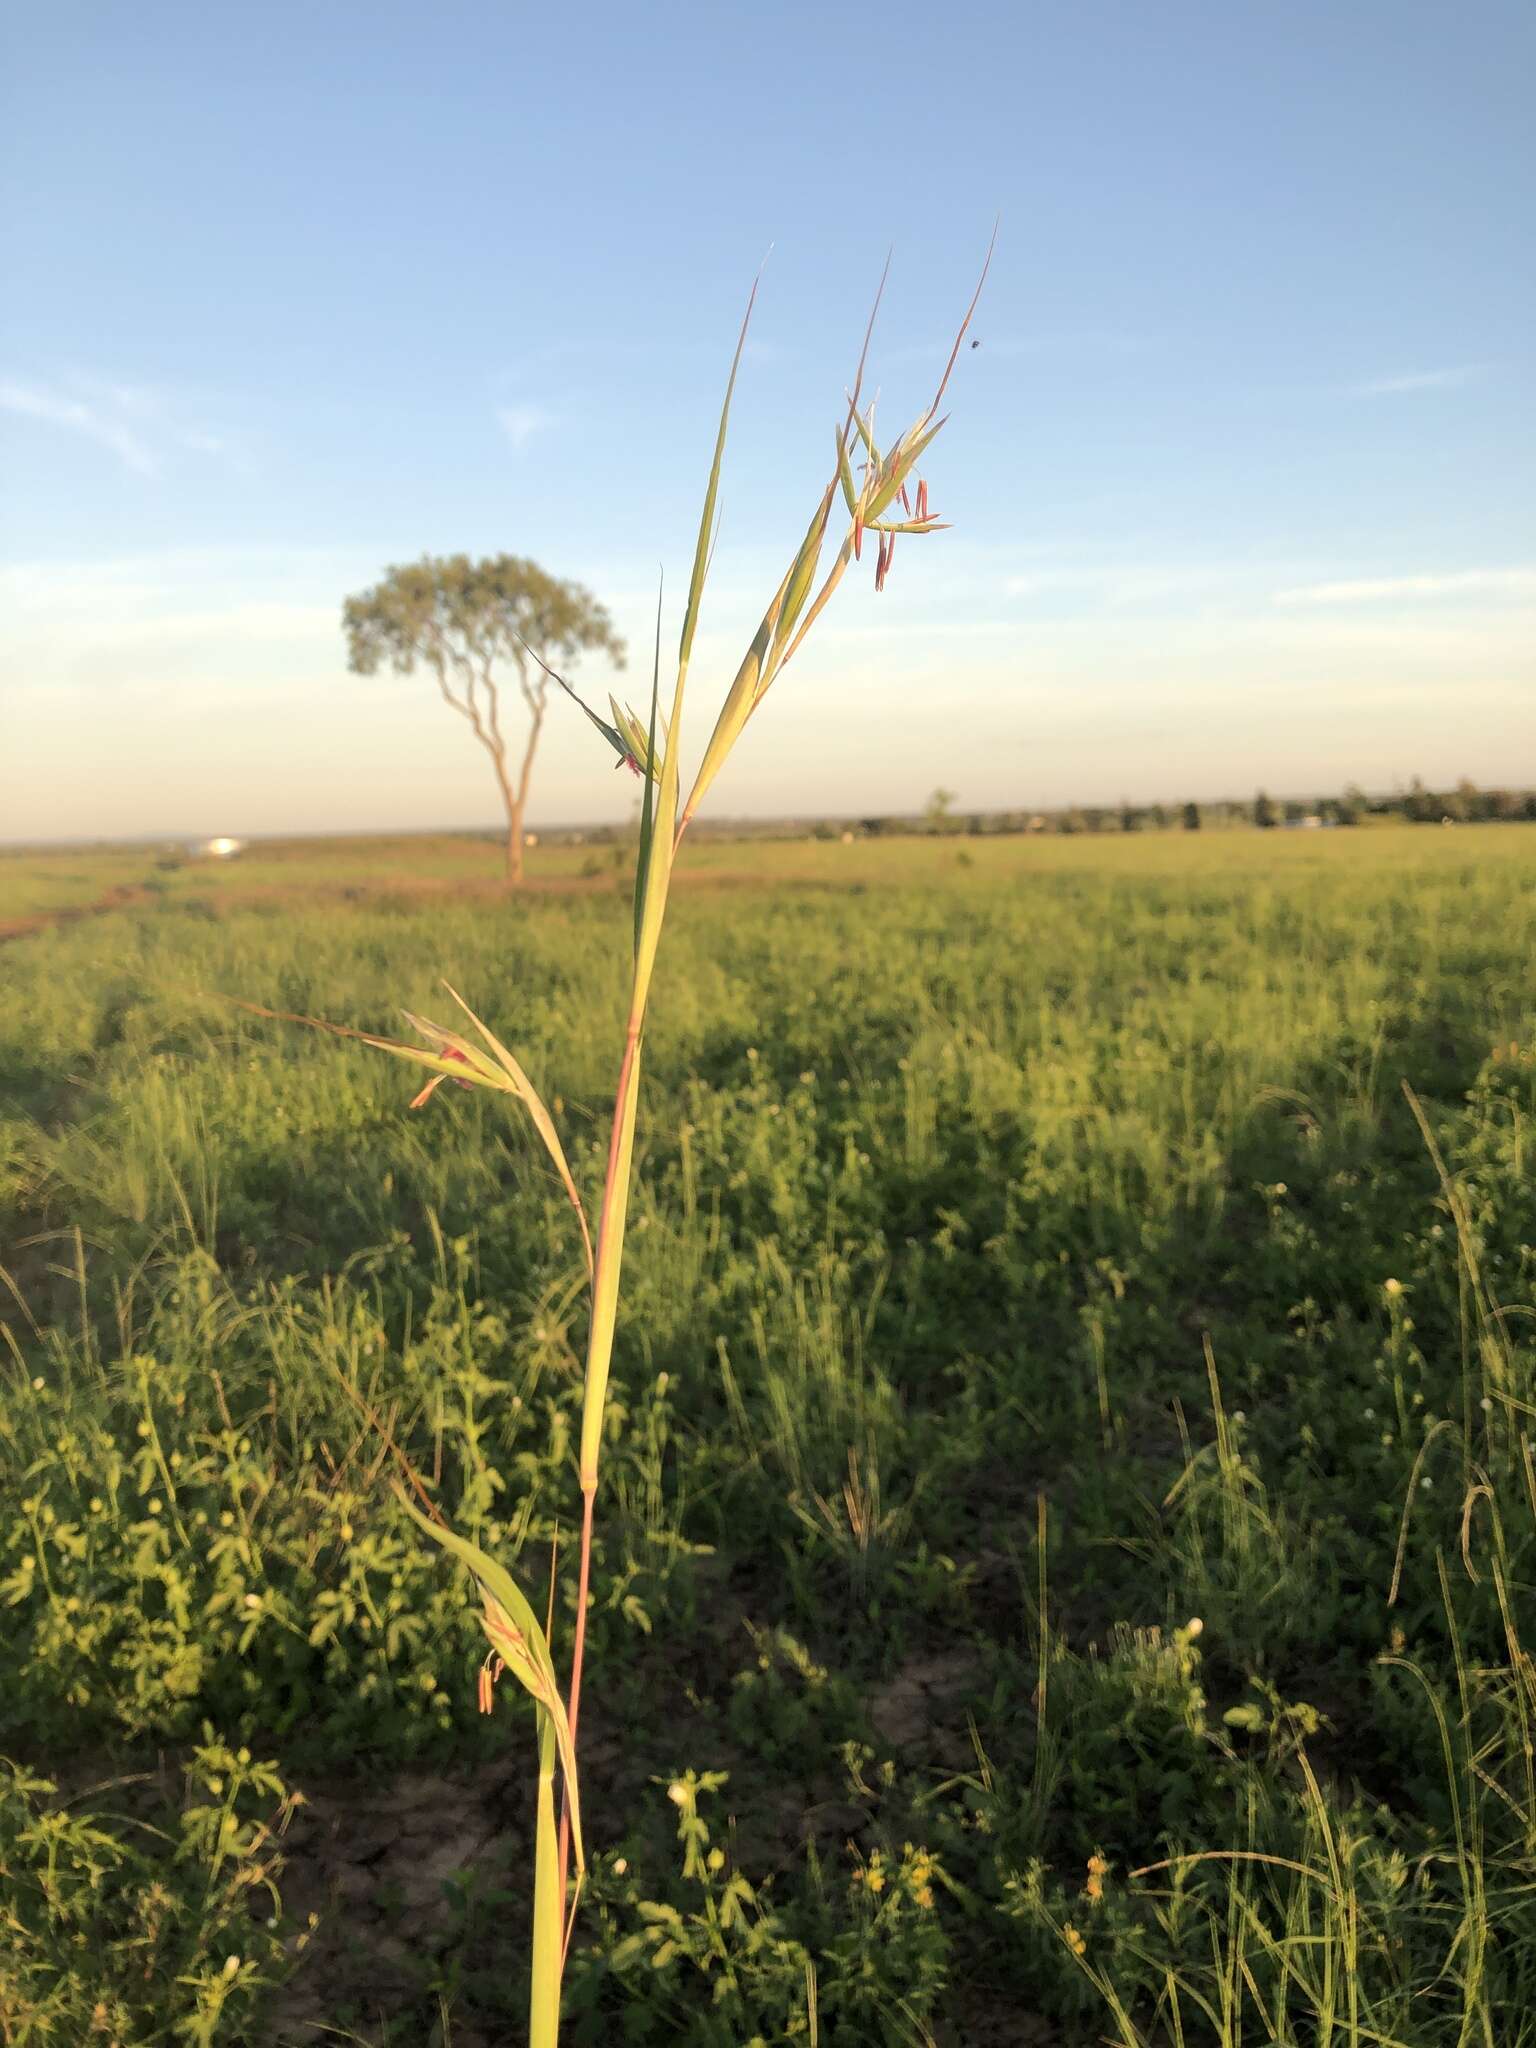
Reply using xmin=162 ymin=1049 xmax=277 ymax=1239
xmin=478 ymin=1654 xmax=505 ymax=1715
xmin=875 ymin=530 xmax=895 ymax=593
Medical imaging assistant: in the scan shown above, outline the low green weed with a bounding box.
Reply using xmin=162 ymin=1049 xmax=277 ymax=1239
xmin=567 ymin=1772 xmax=950 ymax=2047
xmin=0 ymin=1737 xmax=295 ymax=2046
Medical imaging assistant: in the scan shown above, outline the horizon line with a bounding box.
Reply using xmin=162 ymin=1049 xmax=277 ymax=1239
xmin=5 ymin=778 xmax=1533 ymax=856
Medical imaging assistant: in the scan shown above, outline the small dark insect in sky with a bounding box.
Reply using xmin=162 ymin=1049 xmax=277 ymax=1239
xmin=970 ymin=339 xmax=981 ymax=350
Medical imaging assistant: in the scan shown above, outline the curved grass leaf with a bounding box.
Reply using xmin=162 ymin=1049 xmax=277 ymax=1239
xmin=439 ymin=983 xmax=593 ymax=1282
xmin=395 ymin=1489 xmax=584 ymax=1874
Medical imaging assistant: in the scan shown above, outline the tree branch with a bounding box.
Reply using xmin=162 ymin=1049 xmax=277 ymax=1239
xmin=429 ymin=630 xmax=502 ymax=760
xmin=477 ymin=656 xmax=507 ymax=755
xmin=516 ymin=682 xmax=548 ymax=810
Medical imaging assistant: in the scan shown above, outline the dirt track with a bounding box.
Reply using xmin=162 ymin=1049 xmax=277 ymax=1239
xmin=0 ymin=884 xmax=155 ymax=944
xmin=0 ymin=865 xmax=832 ymax=947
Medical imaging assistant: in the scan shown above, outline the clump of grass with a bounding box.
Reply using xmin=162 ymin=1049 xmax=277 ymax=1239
xmin=249 ymin=245 xmax=991 ymax=2041
xmin=0 ymin=1739 xmax=298 ymax=2046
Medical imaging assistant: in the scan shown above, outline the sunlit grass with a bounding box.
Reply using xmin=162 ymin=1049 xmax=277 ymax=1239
xmin=2 ymin=820 xmax=1534 ymax=2038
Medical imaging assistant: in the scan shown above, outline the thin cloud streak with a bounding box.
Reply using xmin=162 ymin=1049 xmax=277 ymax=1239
xmin=0 ymin=375 xmax=239 ymax=475
xmin=1348 ymin=365 xmax=1484 ymax=397
xmin=1004 ymin=563 xmax=1238 ymax=607
xmin=0 ymin=379 xmax=159 ymax=474
xmin=1275 ymin=567 xmax=1536 ymax=606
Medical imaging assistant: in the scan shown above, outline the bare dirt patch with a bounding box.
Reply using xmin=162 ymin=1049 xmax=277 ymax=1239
xmin=0 ymin=884 xmax=154 ymax=943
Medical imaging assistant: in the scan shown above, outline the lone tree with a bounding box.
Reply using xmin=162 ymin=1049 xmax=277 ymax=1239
xmin=924 ymin=786 xmax=957 ymax=834
xmin=343 ymin=554 xmax=626 ymax=883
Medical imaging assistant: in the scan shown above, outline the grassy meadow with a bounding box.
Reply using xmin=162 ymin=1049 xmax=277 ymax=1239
xmin=2 ymin=823 xmax=1534 ymax=2046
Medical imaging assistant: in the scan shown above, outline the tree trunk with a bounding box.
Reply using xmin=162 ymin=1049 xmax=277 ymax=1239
xmin=488 ymin=753 xmax=523 ymax=889
xmin=504 ymin=687 xmax=546 ymax=890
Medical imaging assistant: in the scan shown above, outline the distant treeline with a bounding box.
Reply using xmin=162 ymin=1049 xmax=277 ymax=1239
xmin=830 ymin=777 xmax=1536 ymax=840
xmin=528 ymin=779 xmax=1536 ymax=849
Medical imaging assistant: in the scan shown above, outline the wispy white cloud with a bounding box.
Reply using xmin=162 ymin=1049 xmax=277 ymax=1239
xmin=1348 ymin=365 xmax=1484 ymax=397
xmin=0 ymin=379 xmax=159 ymax=474
xmin=1004 ymin=563 xmax=1236 ymax=608
xmin=0 ymin=374 xmax=238 ymax=475
xmin=496 ymin=402 xmax=555 ymax=450
xmin=0 ymin=544 xmax=370 ymax=615
xmin=1275 ymin=567 xmax=1536 ymax=606
xmin=0 ymin=544 xmax=378 ymax=699
xmin=6 ymin=540 xmax=1532 ymax=842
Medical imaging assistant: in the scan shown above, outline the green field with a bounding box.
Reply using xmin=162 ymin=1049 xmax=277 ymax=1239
xmin=3 ymin=825 xmax=1534 ymax=2045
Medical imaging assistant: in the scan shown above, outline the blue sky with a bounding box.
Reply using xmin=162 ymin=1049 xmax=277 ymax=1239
xmin=3 ymin=0 xmax=1532 ymax=841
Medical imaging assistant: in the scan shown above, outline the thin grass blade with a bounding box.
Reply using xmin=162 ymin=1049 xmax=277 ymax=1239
xmin=226 ymin=997 xmax=512 ymax=1094
xmin=633 ymin=575 xmax=664 ymax=959
xmin=675 ymin=273 xmax=759 ymax=699
xmin=439 ymin=983 xmax=593 ymax=1281
xmin=528 ymin=1710 xmax=564 ymax=2048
